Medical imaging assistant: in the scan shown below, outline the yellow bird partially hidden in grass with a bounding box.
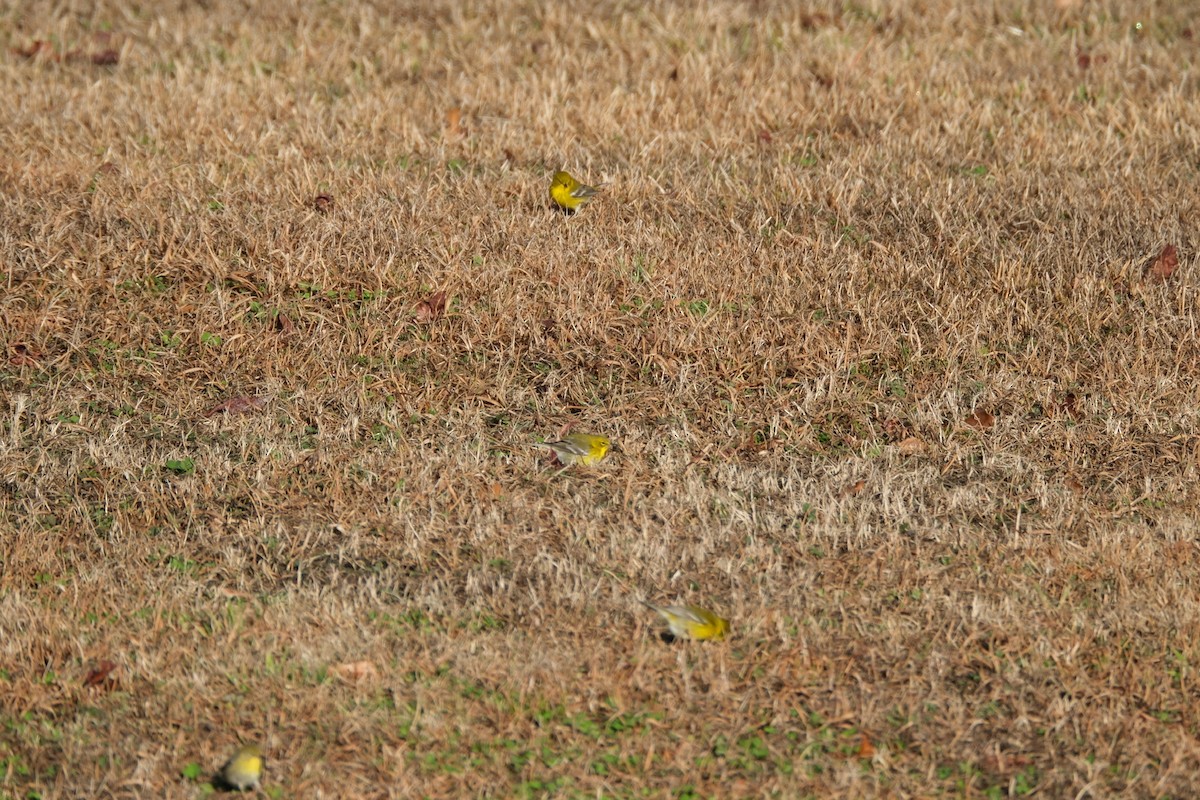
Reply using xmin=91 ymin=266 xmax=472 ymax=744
xmin=217 ymin=744 xmax=263 ymax=792
xmin=550 ymin=170 xmax=601 ymax=212
xmin=642 ymin=601 xmax=730 ymax=641
xmin=535 ymin=432 xmax=612 ymax=467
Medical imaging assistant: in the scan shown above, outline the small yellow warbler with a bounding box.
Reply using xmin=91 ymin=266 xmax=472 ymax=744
xmin=550 ymin=170 xmax=600 ymax=212
xmin=217 ymin=744 xmax=263 ymax=792
xmin=535 ymin=432 xmax=612 ymax=467
xmin=642 ymin=601 xmax=730 ymax=641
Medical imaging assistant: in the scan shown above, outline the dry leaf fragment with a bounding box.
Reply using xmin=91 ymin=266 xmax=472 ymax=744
xmin=857 ymin=734 xmax=876 ymax=759
xmin=896 ymin=436 xmax=927 ymax=455
xmin=312 ymin=193 xmax=334 ymax=213
xmin=90 ymin=48 xmax=120 ymax=66
xmin=1145 ymin=244 xmax=1179 ymax=282
xmin=965 ymin=410 xmax=995 ymax=430
xmin=415 ymin=290 xmax=448 ymax=324
xmin=83 ymin=660 xmax=117 ymax=689
xmin=981 ymin=751 xmax=1031 ymax=772
xmin=14 ymin=40 xmax=57 ymax=60
xmin=1059 ymin=392 xmax=1082 ymax=421
xmin=799 ymin=12 xmax=831 ymax=29
xmin=204 ymin=395 xmax=269 ymax=418
xmin=445 ymin=106 xmax=462 ymax=139
xmin=9 ymin=343 xmax=41 ymax=366
xmin=879 ymin=417 xmax=906 ymax=440
xmin=840 ymin=479 xmax=866 ymax=498
xmin=332 ymin=660 xmax=378 ymax=683
xmin=275 ymin=311 xmax=295 ymax=336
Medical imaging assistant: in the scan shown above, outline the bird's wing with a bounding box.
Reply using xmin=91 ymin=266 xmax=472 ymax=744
xmin=550 ymin=438 xmax=591 ymax=456
xmin=642 ymin=602 xmax=704 ymax=623
xmin=676 ymin=606 xmax=711 ymax=624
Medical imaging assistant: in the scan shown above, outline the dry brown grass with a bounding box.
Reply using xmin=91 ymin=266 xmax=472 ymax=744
xmin=4 ymin=0 xmax=1200 ymax=797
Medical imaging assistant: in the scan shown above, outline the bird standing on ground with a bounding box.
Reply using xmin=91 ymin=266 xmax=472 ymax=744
xmin=642 ymin=601 xmax=730 ymax=641
xmin=535 ymin=432 xmax=612 ymax=467
xmin=217 ymin=744 xmax=263 ymax=792
xmin=550 ymin=170 xmax=601 ymax=212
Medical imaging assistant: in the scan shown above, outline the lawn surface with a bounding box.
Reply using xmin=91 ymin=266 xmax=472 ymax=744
xmin=3 ymin=1 xmax=1200 ymax=797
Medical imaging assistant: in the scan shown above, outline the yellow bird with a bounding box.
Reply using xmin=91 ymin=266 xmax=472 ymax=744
xmin=642 ymin=601 xmax=730 ymax=641
xmin=535 ymin=432 xmax=612 ymax=467
xmin=549 ymin=170 xmax=601 ymax=212
xmin=217 ymin=743 xmax=263 ymax=792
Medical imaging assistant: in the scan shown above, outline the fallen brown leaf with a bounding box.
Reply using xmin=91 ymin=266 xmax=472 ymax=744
xmin=333 ymin=660 xmax=379 ymax=683
xmin=981 ymin=751 xmax=1031 ymax=772
xmin=90 ymin=48 xmax=120 ymax=66
xmin=737 ymin=434 xmax=773 ymax=454
xmin=312 ymin=193 xmax=334 ymax=213
xmin=83 ymin=660 xmax=118 ymax=689
xmin=799 ymin=12 xmax=831 ymax=29
xmin=275 ymin=311 xmax=295 ymax=335
xmin=14 ymin=40 xmax=57 ymax=60
xmin=878 ymin=416 xmax=906 ymax=441
xmin=965 ymin=410 xmax=995 ymax=431
xmin=203 ymin=395 xmax=269 ymax=418
xmin=1058 ymin=392 xmax=1082 ymax=421
xmin=9 ymin=343 xmax=41 ymax=366
xmin=415 ymin=290 xmax=448 ymax=324
xmin=1145 ymin=244 xmax=1179 ymax=282
xmin=840 ymin=479 xmax=866 ymax=498
xmin=857 ymin=734 xmax=876 ymax=759
xmin=445 ymin=106 xmax=463 ymax=139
